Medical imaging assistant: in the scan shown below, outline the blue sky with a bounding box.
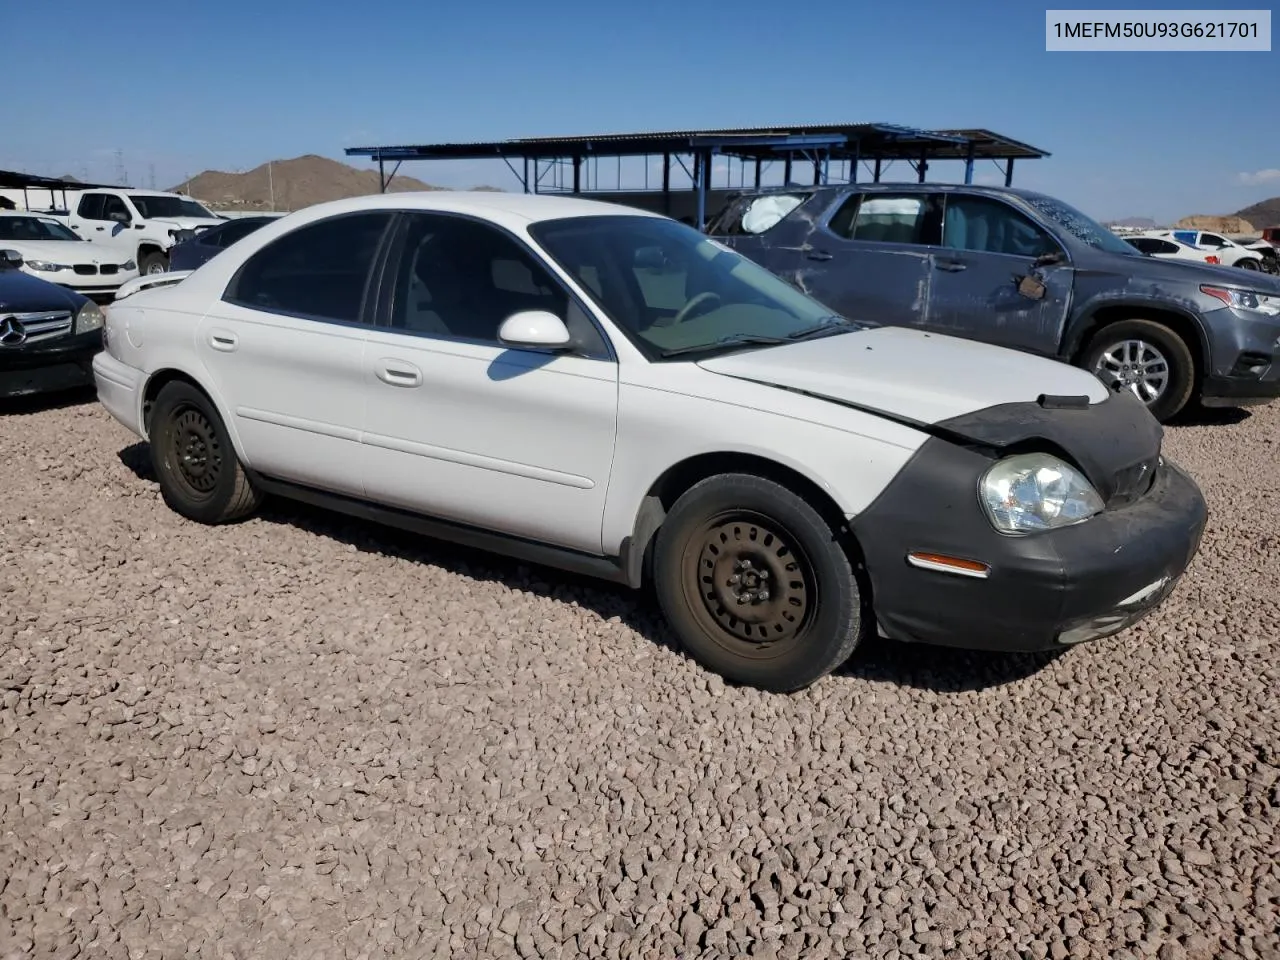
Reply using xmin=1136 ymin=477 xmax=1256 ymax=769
xmin=2 ymin=0 xmax=1276 ymax=223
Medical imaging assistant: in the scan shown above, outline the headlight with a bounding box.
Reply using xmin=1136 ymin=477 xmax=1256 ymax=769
xmin=74 ymin=301 xmax=105 ymax=335
xmin=122 ymin=259 xmax=137 ymax=270
xmin=1201 ymin=284 xmax=1280 ymax=317
xmin=25 ymin=259 xmax=68 ymax=272
xmin=979 ymin=453 xmax=1104 ymax=535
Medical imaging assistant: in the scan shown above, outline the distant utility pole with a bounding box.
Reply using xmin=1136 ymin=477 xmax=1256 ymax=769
xmin=114 ymin=149 xmax=127 ymax=186
xmin=148 ymin=163 xmax=156 ymax=189
xmin=268 ymin=161 xmax=275 ymax=211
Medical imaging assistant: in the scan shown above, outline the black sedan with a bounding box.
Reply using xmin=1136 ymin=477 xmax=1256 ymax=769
xmin=168 ymin=215 xmax=279 ymax=271
xmin=0 ymin=250 xmax=104 ymax=399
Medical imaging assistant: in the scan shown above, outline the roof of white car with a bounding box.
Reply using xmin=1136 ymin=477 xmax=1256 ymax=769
xmin=289 ymin=190 xmax=663 ymax=226
xmin=0 ymin=210 xmax=64 ymax=218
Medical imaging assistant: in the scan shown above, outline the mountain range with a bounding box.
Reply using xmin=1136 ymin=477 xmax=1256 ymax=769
xmin=168 ymin=154 xmax=498 ymax=212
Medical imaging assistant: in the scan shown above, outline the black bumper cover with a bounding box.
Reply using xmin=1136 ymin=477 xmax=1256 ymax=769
xmin=851 ymin=435 xmax=1207 ymax=653
xmin=0 ymin=333 xmax=101 ymax=399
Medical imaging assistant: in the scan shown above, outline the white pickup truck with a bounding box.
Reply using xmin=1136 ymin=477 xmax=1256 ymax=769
xmin=54 ymin=189 xmax=225 ymax=276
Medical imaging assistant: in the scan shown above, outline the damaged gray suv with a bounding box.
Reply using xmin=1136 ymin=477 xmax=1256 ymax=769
xmin=710 ymin=184 xmax=1280 ymax=422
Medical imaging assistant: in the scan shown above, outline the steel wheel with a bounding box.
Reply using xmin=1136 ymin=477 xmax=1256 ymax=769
xmin=681 ymin=510 xmax=816 ymax=660
xmin=147 ymin=261 xmax=167 ymax=275
xmin=1238 ymin=258 xmax=1259 ymax=270
xmin=1093 ymin=339 xmax=1170 ymax=405
xmin=169 ymin=404 xmax=223 ymax=500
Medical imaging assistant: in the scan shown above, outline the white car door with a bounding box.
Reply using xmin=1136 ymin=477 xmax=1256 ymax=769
xmin=194 ymin=210 xmax=397 ymax=497
xmin=360 ymin=211 xmax=619 ymax=554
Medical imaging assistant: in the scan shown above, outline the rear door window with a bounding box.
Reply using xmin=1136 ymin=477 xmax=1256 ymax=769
xmin=826 ymin=193 xmax=940 ymax=245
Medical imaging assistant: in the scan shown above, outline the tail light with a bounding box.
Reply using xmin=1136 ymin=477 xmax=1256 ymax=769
xmin=1205 ymin=255 xmax=1220 ymax=264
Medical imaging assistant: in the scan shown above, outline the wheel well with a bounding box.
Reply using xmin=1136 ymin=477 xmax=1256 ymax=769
xmin=141 ymin=369 xmax=214 ymax=435
xmin=627 ymin=452 xmax=863 ymax=589
xmin=1073 ymin=306 xmax=1205 ymax=384
xmin=138 ymin=243 xmax=166 ymax=261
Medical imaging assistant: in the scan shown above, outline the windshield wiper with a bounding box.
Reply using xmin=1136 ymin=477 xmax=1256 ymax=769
xmin=785 ymin=315 xmax=859 ymax=341
xmin=658 ymin=333 xmax=790 ymax=359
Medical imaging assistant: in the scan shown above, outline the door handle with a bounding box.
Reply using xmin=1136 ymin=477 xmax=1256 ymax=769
xmin=806 ymin=250 xmax=833 ymax=262
xmin=209 ymin=330 xmax=238 ymax=352
xmin=376 ymin=360 xmax=422 ymax=388
xmin=935 ymin=260 xmax=967 ymax=272
xmin=94 ymin=226 xmax=104 ymax=232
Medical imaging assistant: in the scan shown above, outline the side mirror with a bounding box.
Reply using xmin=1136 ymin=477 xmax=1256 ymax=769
xmin=0 ymin=249 xmax=22 ymax=268
xmin=109 ymin=211 xmax=131 ymax=224
xmin=497 ymin=310 xmax=572 ymax=349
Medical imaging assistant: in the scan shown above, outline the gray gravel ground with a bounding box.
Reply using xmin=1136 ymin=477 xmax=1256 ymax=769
xmin=1 ymin=388 xmax=1277 ymax=960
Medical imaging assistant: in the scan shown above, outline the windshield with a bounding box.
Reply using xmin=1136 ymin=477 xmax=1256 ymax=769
xmin=529 ymin=215 xmax=870 ymax=359
xmin=128 ymin=195 xmax=217 ymax=220
xmin=1021 ymin=193 xmax=1139 ymax=256
xmin=0 ymin=216 xmax=81 ymax=242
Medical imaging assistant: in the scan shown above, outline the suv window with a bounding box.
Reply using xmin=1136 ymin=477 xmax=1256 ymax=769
xmin=387 ymin=212 xmax=607 ymax=354
xmin=77 ymin=194 xmax=105 ymax=220
xmin=225 ymin=211 xmax=393 ymax=323
xmin=827 ymin=193 xmax=938 ymax=245
xmin=711 ymin=193 xmax=808 ymax=236
xmin=208 ymin=218 xmax=266 ymax=248
xmin=941 ymin=195 xmax=1058 ymax=258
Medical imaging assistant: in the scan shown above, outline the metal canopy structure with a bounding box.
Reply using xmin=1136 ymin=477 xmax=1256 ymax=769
xmin=0 ymin=169 xmax=125 ymax=212
xmin=345 ymin=122 xmax=1050 ymax=229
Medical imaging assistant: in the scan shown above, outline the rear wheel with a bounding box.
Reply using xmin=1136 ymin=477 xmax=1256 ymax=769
xmin=1083 ymin=319 xmax=1195 ymax=423
xmin=149 ymin=381 xmax=262 ymax=524
xmin=653 ymin=473 xmax=863 ymax=692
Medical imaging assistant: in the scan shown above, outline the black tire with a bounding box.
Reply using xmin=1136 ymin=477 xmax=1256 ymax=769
xmin=653 ymin=473 xmax=863 ymax=692
xmin=1237 ymin=258 xmax=1260 ymax=271
xmin=148 ymin=380 xmax=263 ymax=524
xmin=1082 ymin=319 xmax=1195 ymax=423
xmin=139 ymin=251 xmax=169 ymax=276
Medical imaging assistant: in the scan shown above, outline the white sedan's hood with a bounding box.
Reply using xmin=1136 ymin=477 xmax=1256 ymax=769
xmin=696 ymin=325 xmax=1108 ymax=424
xmin=7 ymin=239 xmax=133 ymax=266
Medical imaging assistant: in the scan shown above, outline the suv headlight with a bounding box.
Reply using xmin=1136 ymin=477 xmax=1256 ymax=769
xmin=24 ymin=259 xmax=68 ymax=273
xmin=1201 ymin=284 xmax=1280 ymax=317
xmin=74 ymin=301 xmax=105 ymax=335
xmin=980 ymin=453 xmax=1104 ymax=535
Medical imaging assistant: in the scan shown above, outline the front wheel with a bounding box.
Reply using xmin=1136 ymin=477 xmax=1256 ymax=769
xmin=149 ymin=380 xmax=263 ymax=524
xmin=653 ymin=473 xmax=864 ymax=692
xmin=140 ymin=251 xmax=169 ymax=276
xmin=1083 ymin=319 xmax=1195 ymax=423
xmin=1237 ymin=258 xmax=1260 ymax=271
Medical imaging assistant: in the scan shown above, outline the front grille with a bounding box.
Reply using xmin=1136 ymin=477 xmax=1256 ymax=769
xmin=99 ymin=264 xmax=118 ymax=275
xmin=1109 ymin=456 xmax=1159 ymax=507
xmin=0 ymin=311 xmax=74 ymax=347
xmin=73 ymin=264 xmax=98 ymax=275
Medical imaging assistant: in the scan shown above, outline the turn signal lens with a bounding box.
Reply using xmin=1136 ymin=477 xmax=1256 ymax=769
xmin=907 ymin=552 xmax=991 ymax=579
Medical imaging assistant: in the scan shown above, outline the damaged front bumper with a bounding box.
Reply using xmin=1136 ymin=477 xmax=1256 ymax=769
xmin=850 ymin=391 xmax=1208 ymax=653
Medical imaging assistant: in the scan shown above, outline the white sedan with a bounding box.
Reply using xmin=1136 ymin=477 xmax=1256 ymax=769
xmin=1124 ymin=232 xmax=1228 ymax=265
xmin=1163 ymin=229 xmax=1267 ymax=270
xmin=0 ymin=211 xmax=138 ymax=297
xmin=92 ymin=192 xmax=1207 ymax=690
